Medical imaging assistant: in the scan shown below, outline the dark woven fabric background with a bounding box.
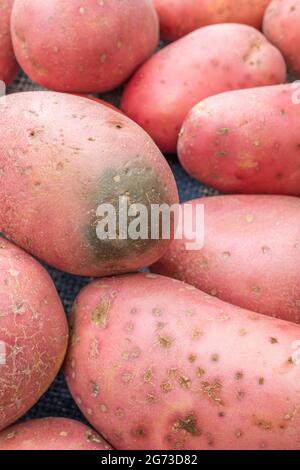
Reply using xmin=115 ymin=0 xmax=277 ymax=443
xmin=6 ymin=71 xmax=217 ymax=426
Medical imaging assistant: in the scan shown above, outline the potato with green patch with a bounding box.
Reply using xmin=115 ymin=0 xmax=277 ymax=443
xmin=65 ymin=273 xmax=300 ymax=450
xmin=0 ymin=237 xmax=68 ymax=431
xmin=152 ymin=195 xmax=300 ymax=324
xmin=179 ymin=84 xmax=300 ymax=195
xmin=0 ymin=91 xmax=178 ymax=276
xmin=121 ymin=23 xmax=286 ymax=153
xmin=11 ymin=0 xmax=159 ymax=93
xmin=0 ymin=418 xmax=112 ymax=450
xmin=263 ymin=0 xmax=300 ymax=78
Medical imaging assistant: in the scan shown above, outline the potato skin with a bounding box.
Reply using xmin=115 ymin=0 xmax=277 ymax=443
xmin=152 ymin=195 xmax=300 ymax=324
xmin=11 ymin=0 xmax=159 ymax=93
xmin=263 ymin=0 xmax=300 ymax=78
xmin=0 ymin=418 xmax=112 ymax=450
xmin=0 ymin=238 xmax=68 ymax=431
xmin=178 ymin=84 xmax=300 ymax=195
xmin=0 ymin=91 xmax=178 ymax=276
xmin=154 ymin=0 xmax=271 ymax=41
xmin=0 ymin=0 xmax=19 ymax=84
xmin=65 ymin=274 xmax=300 ymax=450
xmin=121 ymin=24 xmax=286 ymax=153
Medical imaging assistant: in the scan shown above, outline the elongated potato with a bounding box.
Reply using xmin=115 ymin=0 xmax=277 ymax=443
xmin=0 ymin=418 xmax=112 ymax=450
xmin=0 ymin=0 xmax=19 ymax=84
xmin=65 ymin=274 xmax=300 ymax=450
xmin=121 ymin=24 xmax=286 ymax=153
xmin=0 ymin=237 xmax=68 ymax=431
xmin=154 ymin=0 xmax=271 ymax=41
xmin=0 ymin=91 xmax=178 ymax=276
xmin=263 ymin=0 xmax=300 ymax=78
xmin=179 ymin=84 xmax=300 ymax=195
xmin=11 ymin=0 xmax=159 ymax=93
xmin=152 ymin=195 xmax=300 ymax=324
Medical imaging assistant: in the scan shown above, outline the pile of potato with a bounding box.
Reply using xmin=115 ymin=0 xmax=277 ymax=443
xmin=0 ymin=0 xmax=300 ymax=451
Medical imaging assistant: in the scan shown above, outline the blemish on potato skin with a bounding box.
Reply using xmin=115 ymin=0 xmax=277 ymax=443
xmin=158 ymin=335 xmax=173 ymax=349
xmin=91 ymin=297 xmax=110 ymax=328
xmin=86 ymin=162 xmax=170 ymax=263
xmin=173 ymin=414 xmax=201 ymax=437
xmin=235 ymin=372 xmax=244 ymax=381
xmin=196 ymin=367 xmax=205 ymax=378
xmin=161 ymin=382 xmax=172 ymax=393
xmin=131 ymin=427 xmax=148 ymax=438
xmin=254 ymin=418 xmax=273 ymax=431
xmin=202 ymin=380 xmax=224 ymax=406
xmin=90 ymin=381 xmax=100 ymax=397
xmin=143 ymin=369 xmax=153 ymax=383
xmin=211 ymin=353 xmax=219 ymax=362
xmin=270 ymin=337 xmax=278 ymax=344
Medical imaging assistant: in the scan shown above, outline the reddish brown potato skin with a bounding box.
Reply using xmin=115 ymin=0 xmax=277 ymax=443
xmin=152 ymin=196 xmax=300 ymax=324
xmin=121 ymin=24 xmax=286 ymax=153
xmin=154 ymin=0 xmax=271 ymax=41
xmin=263 ymin=0 xmax=300 ymax=77
xmin=0 ymin=0 xmax=19 ymax=84
xmin=178 ymin=84 xmax=300 ymax=195
xmin=0 ymin=418 xmax=112 ymax=450
xmin=0 ymin=238 xmax=68 ymax=431
xmin=11 ymin=0 xmax=159 ymax=93
xmin=0 ymin=92 xmax=178 ymax=277
xmin=65 ymin=274 xmax=300 ymax=450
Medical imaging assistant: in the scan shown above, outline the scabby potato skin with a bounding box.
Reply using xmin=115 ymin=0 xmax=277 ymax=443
xmin=0 ymin=238 xmax=68 ymax=431
xmin=0 ymin=91 xmax=178 ymax=277
xmin=178 ymin=84 xmax=300 ymax=195
xmin=65 ymin=274 xmax=300 ymax=450
xmin=121 ymin=24 xmax=286 ymax=153
xmin=11 ymin=0 xmax=159 ymax=93
xmin=0 ymin=0 xmax=19 ymax=84
xmin=152 ymin=196 xmax=300 ymax=324
xmin=0 ymin=418 xmax=112 ymax=450
xmin=263 ymin=0 xmax=300 ymax=78
xmin=154 ymin=0 xmax=271 ymax=41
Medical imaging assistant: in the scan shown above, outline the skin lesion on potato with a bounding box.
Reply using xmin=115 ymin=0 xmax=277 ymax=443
xmin=172 ymin=413 xmax=201 ymax=437
xmin=91 ymin=297 xmax=110 ymax=328
xmin=201 ymin=380 xmax=225 ymax=407
xmin=85 ymin=161 xmax=171 ymax=263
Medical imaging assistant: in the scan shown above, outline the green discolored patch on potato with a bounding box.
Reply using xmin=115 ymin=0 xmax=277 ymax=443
xmin=86 ymin=160 xmax=171 ymax=262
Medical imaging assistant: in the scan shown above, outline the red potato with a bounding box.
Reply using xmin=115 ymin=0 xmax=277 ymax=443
xmin=0 ymin=418 xmax=112 ymax=450
xmin=65 ymin=274 xmax=300 ymax=451
xmin=11 ymin=0 xmax=159 ymax=93
xmin=0 ymin=238 xmax=68 ymax=431
xmin=154 ymin=0 xmax=271 ymax=41
xmin=178 ymin=84 xmax=300 ymax=195
xmin=263 ymin=0 xmax=300 ymax=78
xmin=152 ymin=195 xmax=300 ymax=324
xmin=121 ymin=24 xmax=286 ymax=153
xmin=0 ymin=0 xmax=18 ymax=84
xmin=0 ymin=91 xmax=178 ymax=277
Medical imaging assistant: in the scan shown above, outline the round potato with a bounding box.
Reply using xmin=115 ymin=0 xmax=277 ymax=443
xmin=11 ymin=0 xmax=159 ymax=93
xmin=154 ymin=0 xmax=271 ymax=41
xmin=0 ymin=418 xmax=112 ymax=450
xmin=65 ymin=274 xmax=300 ymax=450
xmin=0 ymin=91 xmax=178 ymax=276
xmin=152 ymin=195 xmax=300 ymax=324
xmin=121 ymin=24 xmax=286 ymax=153
xmin=178 ymin=84 xmax=300 ymax=195
xmin=0 ymin=0 xmax=19 ymax=84
xmin=263 ymin=0 xmax=300 ymax=78
xmin=0 ymin=237 xmax=68 ymax=431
